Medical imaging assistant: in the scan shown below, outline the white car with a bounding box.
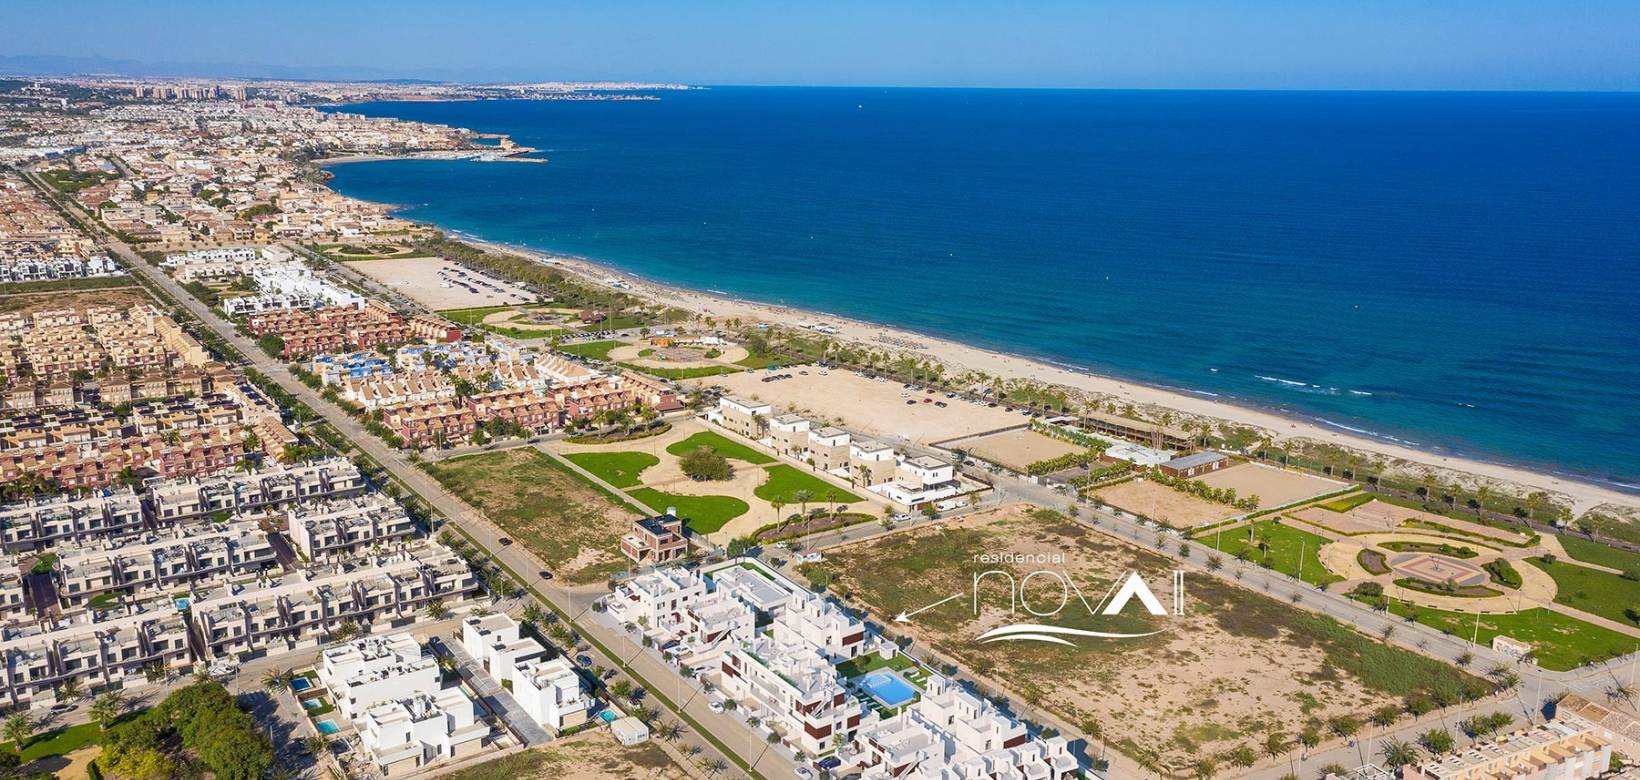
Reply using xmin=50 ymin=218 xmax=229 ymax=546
xmin=708 ymin=701 xmax=725 ymax=714
xmin=891 ymin=512 xmax=912 ymax=522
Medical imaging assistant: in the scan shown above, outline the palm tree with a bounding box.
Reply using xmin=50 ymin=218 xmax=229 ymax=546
xmin=305 ymin=735 xmax=328 ymax=756
xmin=89 ymin=691 xmax=127 ymax=730
xmin=1264 ymin=731 xmax=1291 ymax=774
xmin=3 ymin=713 xmax=33 ymax=751
xmin=1378 ymin=737 xmax=1420 ymax=771
xmin=424 ymin=600 xmax=448 ymax=620
xmin=57 ymin=677 xmax=82 ymax=702
xmin=705 ymin=758 xmax=728 ymax=777
xmin=770 ymin=499 xmax=786 ymax=526
xmin=262 ymin=668 xmax=295 ymax=692
xmin=793 ymin=489 xmax=814 ymax=517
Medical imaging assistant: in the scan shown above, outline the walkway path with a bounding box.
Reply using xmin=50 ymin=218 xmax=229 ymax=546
xmin=429 ymin=635 xmax=552 ymax=747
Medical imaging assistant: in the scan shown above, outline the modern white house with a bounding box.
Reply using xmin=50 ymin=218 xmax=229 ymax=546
xmin=318 ymin=633 xmax=441 ymax=721
xmin=460 ymin=613 xmax=589 ymax=733
xmin=358 ymin=688 xmax=489 ymax=777
xmin=320 ymin=632 xmax=492 ymax=776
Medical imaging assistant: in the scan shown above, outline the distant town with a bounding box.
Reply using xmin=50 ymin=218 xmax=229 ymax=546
xmin=0 ymin=74 xmax=1635 ymax=780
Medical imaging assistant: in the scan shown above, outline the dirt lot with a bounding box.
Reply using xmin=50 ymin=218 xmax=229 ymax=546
xmin=1194 ymin=463 xmax=1345 ymax=510
xmin=806 ymin=507 xmax=1480 ymax=774
xmin=0 ymin=287 xmax=154 ymax=315
xmin=1091 ymin=478 xmax=1234 ymax=529
xmin=425 ymin=448 xmax=638 ymax=584
xmin=948 ymin=427 xmax=1085 ymax=472
xmin=346 ymin=256 xmax=538 ymax=309
xmin=696 ymin=368 xmax=1024 ymax=445
xmin=440 ymin=731 xmax=686 ymax=780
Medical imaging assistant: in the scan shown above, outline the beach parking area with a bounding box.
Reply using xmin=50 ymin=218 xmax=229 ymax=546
xmin=695 ymin=368 xmax=1025 ymax=445
xmin=945 ymin=426 xmax=1083 ymax=472
xmin=346 ymin=256 xmax=538 ymax=309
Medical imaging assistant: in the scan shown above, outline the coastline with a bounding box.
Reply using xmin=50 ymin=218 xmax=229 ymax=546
xmin=421 ymin=229 xmax=1636 ymax=515
xmin=308 ymin=144 xmax=1638 ymax=515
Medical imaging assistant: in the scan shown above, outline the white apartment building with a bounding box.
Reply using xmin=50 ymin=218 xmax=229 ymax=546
xmin=0 ymin=597 xmax=191 ymax=709
xmin=149 ymin=457 xmax=366 ymax=525
xmin=55 ymin=521 xmax=276 ymax=608
xmin=191 ymin=542 xmax=475 ymax=661
xmin=720 ymin=634 xmax=865 ymax=757
xmin=0 ymin=488 xmax=144 ymax=553
xmin=319 ymin=632 xmax=441 ymax=720
xmin=0 ymin=571 xmax=26 ymax=624
xmin=605 ymin=567 xmax=709 ymax=638
xmin=854 ymin=675 xmax=1077 ymax=780
xmin=461 ymin=612 xmax=590 ymax=733
xmin=320 ymin=632 xmax=489 ymax=777
xmin=707 ymin=398 xmax=977 ymax=509
xmin=285 ymin=493 xmax=418 ymax=560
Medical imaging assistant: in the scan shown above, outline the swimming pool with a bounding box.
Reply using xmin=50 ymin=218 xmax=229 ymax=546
xmin=858 ymin=669 xmax=918 ymax=708
xmin=290 ymin=677 xmax=313 ymax=692
xmin=316 ymin=720 xmax=341 ymax=735
xmin=301 ymin=699 xmax=323 ymax=710
xmin=599 ymin=709 xmax=618 ymax=723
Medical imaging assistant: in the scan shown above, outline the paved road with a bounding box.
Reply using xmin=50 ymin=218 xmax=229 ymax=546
xmin=27 ymin=172 xmax=1637 ymax=780
xmin=23 ymin=172 xmax=785 ymax=780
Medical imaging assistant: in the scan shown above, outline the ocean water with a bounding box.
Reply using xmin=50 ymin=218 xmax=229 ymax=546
xmin=321 ymin=89 xmax=1640 ymax=489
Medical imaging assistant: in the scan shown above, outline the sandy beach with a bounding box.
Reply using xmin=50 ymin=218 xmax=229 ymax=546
xmin=433 ymin=233 xmax=1640 ymax=516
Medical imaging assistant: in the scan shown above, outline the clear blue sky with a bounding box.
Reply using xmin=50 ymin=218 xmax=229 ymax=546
xmin=4 ymin=0 xmax=1639 ymax=90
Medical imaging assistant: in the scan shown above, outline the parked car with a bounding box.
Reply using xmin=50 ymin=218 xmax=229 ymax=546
xmin=708 ymin=701 xmax=725 ymax=714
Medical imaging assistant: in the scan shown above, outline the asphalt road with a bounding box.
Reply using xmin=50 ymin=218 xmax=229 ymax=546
xmin=24 ymin=170 xmax=1637 ymax=780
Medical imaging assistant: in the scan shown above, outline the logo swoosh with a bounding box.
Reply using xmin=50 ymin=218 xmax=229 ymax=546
xmin=977 ymin=623 xmax=1165 ymax=644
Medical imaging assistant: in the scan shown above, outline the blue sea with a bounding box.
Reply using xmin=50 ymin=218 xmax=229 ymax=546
xmin=321 ymin=89 xmax=1640 ymax=490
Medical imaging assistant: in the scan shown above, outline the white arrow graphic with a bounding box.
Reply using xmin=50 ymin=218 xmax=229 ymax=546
xmin=895 ymin=593 xmax=962 ymax=623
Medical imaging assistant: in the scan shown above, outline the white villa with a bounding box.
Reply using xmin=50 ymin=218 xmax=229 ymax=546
xmin=460 ymin=613 xmax=590 ymax=733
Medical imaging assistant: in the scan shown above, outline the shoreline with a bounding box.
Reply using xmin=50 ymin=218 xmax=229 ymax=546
xmin=432 ymin=229 xmax=1637 ymax=514
xmin=314 ymin=163 xmax=1639 ymax=516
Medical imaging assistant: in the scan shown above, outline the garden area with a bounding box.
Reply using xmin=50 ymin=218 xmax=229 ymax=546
xmin=1526 ymin=555 xmax=1640 ymax=626
xmin=1194 ymin=519 xmax=1344 ymax=586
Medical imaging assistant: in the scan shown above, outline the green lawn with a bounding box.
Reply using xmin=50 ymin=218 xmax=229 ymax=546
xmin=556 ymin=339 xmax=625 ymax=361
xmin=835 ymin=652 xmax=916 ymax=678
xmin=1198 ymin=519 xmax=1344 ymax=586
xmin=437 ymin=304 xmax=518 ymax=325
xmin=4 ymin=721 xmax=102 ymax=762
xmin=1556 ymin=534 xmax=1640 ymax=572
xmin=665 ymin=431 xmax=774 ymax=464
xmin=628 ymin=488 xmax=749 ymax=535
xmin=616 ymin=362 xmax=740 ymax=380
xmin=1318 ymin=493 xmax=1375 ymax=512
xmin=753 ymin=464 xmax=865 ymax=506
xmin=1379 ymin=599 xmax=1635 ymax=671
xmin=563 ymin=451 xmax=659 ymax=488
xmin=1526 ymin=556 xmax=1640 ymax=626
xmin=733 ymin=352 xmax=784 ymax=370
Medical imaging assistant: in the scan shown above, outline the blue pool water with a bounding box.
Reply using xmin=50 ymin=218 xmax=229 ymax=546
xmin=290 ymin=677 xmax=312 ymax=692
xmin=301 ymin=699 xmax=323 ymax=710
xmin=599 ymin=709 xmax=618 ymax=723
xmin=323 ymin=90 xmax=1640 ymax=488
xmin=859 ymin=669 xmax=918 ymax=707
xmin=316 ymin=720 xmax=341 ymax=735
